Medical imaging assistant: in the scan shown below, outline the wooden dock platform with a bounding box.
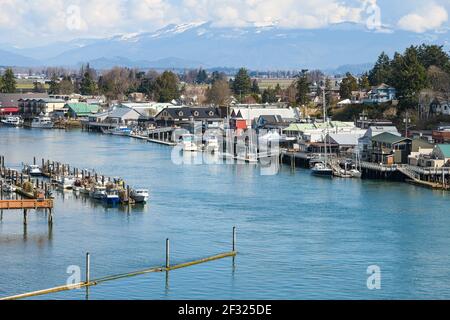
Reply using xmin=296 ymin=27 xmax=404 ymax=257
xmin=0 ymin=199 xmax=53 ymax=210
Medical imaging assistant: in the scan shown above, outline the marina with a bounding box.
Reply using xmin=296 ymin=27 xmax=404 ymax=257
xmin=1 ymin=128 xmax=450 ymax=299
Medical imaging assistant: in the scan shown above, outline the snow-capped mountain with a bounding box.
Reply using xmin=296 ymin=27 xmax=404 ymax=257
xmin=1 ymin=22 xmax=449 ymax=71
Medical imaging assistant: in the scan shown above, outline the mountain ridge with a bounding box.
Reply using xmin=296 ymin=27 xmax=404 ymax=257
xmin=1 ymin=22 xmax=448 ymax=71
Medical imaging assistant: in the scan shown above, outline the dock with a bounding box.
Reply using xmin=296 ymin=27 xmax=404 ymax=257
xmin=0 ymin=199 xmax=53 ymax=224
xmin=1 ymin=228 xmax=238 ymax=300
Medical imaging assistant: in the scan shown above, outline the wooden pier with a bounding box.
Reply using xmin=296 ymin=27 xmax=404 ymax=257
xmin=0 ymin=199 xmax=53 ymax=224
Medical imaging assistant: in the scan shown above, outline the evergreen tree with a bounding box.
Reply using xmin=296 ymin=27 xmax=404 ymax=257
xmin=80 ymin=71 xmax=97 ymax=95
xmin=359 ymin=73 xmax=371 ymax=90
xmin=296 ymin=71 xmax=310 ymax=106
xmin=1 ymin=68 xmax=16 ymax=93
xmin=251 ymin=79 xmax=260 ymax=94
xmin=232 ymin=68 xmax=252 ymax=98
xmin=33 ymin=82 xmax=46 ymax=93
xmin=417 ymin=44 xmax=450 ymax=70
xmin=262 ymin=87 xmax=278 ymax=103
xmin=339 ymin=72 xmax=358 ymax=99
xmin=368 ymin=52 xmax=392 ymax=86
xmin=48 ymin=75 xmax=60 ymax=94
xmin=154 ymin=71 xmax=180 ymax=102
xmin=389 ymin=46 xmax=427 ymax=107
xmin=196 ymin=69 xmax=208 ymax=84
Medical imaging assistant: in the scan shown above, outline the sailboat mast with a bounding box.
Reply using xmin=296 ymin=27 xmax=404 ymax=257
xmin=323 ymin=86 xmax=328 ymax=163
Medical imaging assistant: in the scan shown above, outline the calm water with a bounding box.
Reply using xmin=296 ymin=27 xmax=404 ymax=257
xmin=1 ymin=127 xmax=450 ymax=300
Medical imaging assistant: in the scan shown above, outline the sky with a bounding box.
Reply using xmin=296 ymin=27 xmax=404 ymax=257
xmin=0 ymin=0 xmax=449 ymax=47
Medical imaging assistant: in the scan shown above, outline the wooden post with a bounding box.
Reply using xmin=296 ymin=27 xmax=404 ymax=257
xmin=85 ymin=253 xmax=91 ymax=284
xmin=232 ymin=226 xmax=237 ymax=252
xmin=48 ymin=208 xmax=53 ymax=224
xmin=23 ymin=209 xmax=27 ymax=225
xmin=166 ymin=238 xmax=170 ymax=269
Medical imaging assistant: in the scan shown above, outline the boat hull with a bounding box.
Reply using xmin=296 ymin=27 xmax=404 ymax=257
xmin=311 ymin=169 xmax=333 ymax=177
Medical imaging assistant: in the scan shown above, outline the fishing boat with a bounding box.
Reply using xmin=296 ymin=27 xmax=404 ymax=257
xmin=105 ymin=189 xmax=120 ymax=205
xmin=23 ymin=164 xmax=43 ymax=177
xmin=130 ymin=189 xmax=150 ymax=203
xmin=31 ymin=116 xmax=54 ymax=129
xmin=90 ymin=185 xmax=107 ymax=200
xmin=311 ymin=162 xmax=333 ymax=177
xmin=181 ymin=134 xmax=198 ymax=152
xmin=57 ymin=176 xmax=76 ymax=190
xmin=1 ymin=116 xmax=23 ymax=127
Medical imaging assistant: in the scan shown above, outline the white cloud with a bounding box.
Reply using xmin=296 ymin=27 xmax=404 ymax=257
xmin=0 ymin=0 xmax=449 ymax=46
xmin=398 ymin=3 xmax=448 ymax=33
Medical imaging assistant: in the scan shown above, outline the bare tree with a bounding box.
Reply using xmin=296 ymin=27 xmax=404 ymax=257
xmin=206 ymin=79 xmax=231 ymax=106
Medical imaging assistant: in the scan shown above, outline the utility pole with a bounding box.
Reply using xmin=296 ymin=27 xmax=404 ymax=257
xmin=403 ymin=111 xmax=411 ymax=137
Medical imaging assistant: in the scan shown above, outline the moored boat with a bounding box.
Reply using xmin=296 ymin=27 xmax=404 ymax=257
xmin=130 ymin=189 xmax=149 ymax=203
xmin=90 ymin=185 xmax=107 ymax=200
xmin=31 ymin=116 xmax=54 ymax=129
xmin=23 ymin=164 xmax=43 ymax=177
xmin=311 ymin=162 xmax=333 ymax=177
xmin=181 ymin=134 xmax=198 ymax=152
xmin=105 ymin=189 xmax=120 ymax=205
xmin=1 ymin=116 xmax=23 ymax=127
xmin=57 ymin=176 xmax=76 ymax=190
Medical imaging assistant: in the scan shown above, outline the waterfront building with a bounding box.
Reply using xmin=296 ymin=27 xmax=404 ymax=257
xmin=85 ymin=106 xmax=146 ymax=130
xmin=255 ymin=115 xmax=290 ymax=132
xmin=154 ymin=106 xmax=222 ymax=129
xmin=66 ymin=103 xmax=100 ymax=119
xmin=370 ymin=132 xmax=412 ymax=164
xmin=358 ymin=125 xmax=400 ymax=161
xmin=431 ymin=144 xmax=450 ymax=165
xmin=18 ymin=97 xmax=65 ymax=116
xmin=407 ymin=139 xmax=435 ymax=166
xmin=1 ymin=93 xmax=48 ymax=116
xmin=325 ymin=132 xmax=366 ymax=155
xmin=230 ymin=105 xmax=300 ymax=127
xmin=283 ymin=121 xmax=361 ymax=143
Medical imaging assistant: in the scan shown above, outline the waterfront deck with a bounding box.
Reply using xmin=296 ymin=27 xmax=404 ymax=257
xmin=0 ymin=199 xmax=53 ymax=210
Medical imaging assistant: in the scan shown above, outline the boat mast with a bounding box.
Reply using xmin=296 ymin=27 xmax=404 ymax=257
xmin=323 ymin=86 xmax=328 ymax=165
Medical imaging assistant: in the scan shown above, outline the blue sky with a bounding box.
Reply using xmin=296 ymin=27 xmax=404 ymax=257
xmin=0 ymin=0 xmax=449 ymax=46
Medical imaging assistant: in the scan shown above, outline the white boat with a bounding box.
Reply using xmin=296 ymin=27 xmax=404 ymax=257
xmin=205 ymin=136 xmax=220 ymax=153
xmin=311 ymin=162 xmax=333 ymax=177
xmin=90 ymin=185 xmax=107 ymax=200
xmin=350 ymin=169 xmax=362 ymax=178
xmin=1 ymin=183 xmax=16 ymax=193
xmin=58 ymin=176 xmax=76 ymax=190
xmin=130 ymin=189 xmax=150 ymax=203
xmin=23 ymin=164 xmax=43 ymax=176
xmin=103 ymin=126 xmax=132 ymax=136
xmin=181 ymin=134 xmax=198 ymax=152
xmin=1 ymin=116 xmax=22 ymax=127
xmin=31 ymin=116 xmax=54 ymax=129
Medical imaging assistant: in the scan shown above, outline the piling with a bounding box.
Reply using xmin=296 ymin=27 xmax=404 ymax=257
xmin=233 ymin=226 xmax=237 ymax=252
xmin=166 ymin=238 xmax=170 ymax=269
xmin=86 ymin=253 xmax=91 ymax=284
